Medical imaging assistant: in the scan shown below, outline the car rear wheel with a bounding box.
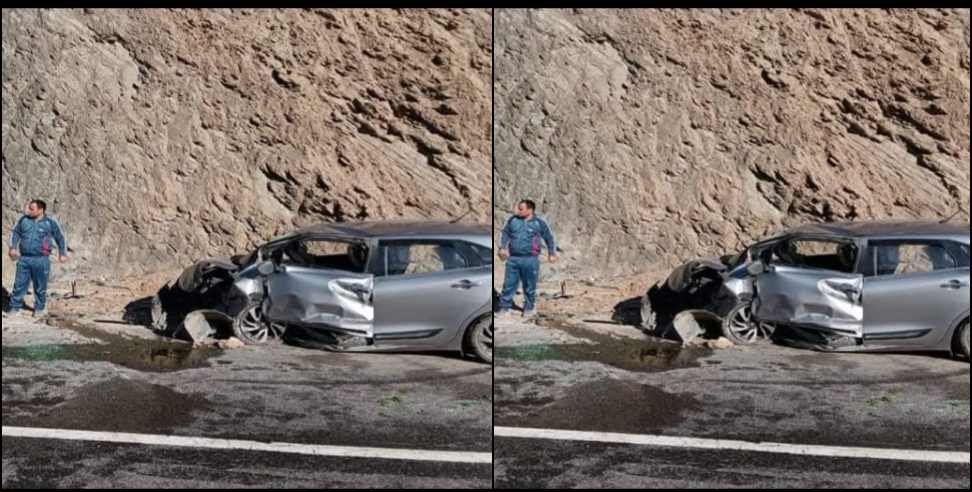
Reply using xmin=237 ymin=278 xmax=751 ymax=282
xmin=233 ymin=301 xmax=285 ymax=345
xmin=464 ymin=316 xmax=493 ymax=364
xmin=722 ymin=302 xmax=775 ymax=345
xmin=957 ymin=320 xmax=970 ymax=360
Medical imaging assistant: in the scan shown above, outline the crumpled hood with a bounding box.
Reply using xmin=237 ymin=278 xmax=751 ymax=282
xmin=665 ymin=257 xmax=730 ymax=293
xmin=176 ymin=257 xmax=240 ymax=292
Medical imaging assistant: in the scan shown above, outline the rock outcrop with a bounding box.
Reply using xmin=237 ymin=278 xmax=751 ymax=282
xmin=495 ymin=9 xmax=970 ymax=280
xmin=2 ymin=8 xmax=492 ymax=283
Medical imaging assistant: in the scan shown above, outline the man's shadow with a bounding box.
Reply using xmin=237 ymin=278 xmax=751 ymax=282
xmin=493 ymin=288 xmax=524 ymax=313
xmin=1 ymin=286 xmax=11 ymax=313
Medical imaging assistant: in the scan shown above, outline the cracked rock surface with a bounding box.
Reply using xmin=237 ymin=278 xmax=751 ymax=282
xmin=494 ymin=8 xmax=970 ymax=280
xmin=2 ymin=8 xmax=492 ymax=283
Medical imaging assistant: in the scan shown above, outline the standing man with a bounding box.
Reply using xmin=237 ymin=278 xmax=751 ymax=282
xmin=497 ymin=199 xmax=557 ymax=319
xmin=6 ymin=199 xmax=69 ymax=319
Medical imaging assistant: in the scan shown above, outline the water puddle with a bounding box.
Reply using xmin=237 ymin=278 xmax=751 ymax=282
xmin=496 ymin=318 xmax=711 ymax=372
xmin=11 ymin=378 xmax=211 ymax=435
xmin=2 ymin=315 xmax=220 ymax=373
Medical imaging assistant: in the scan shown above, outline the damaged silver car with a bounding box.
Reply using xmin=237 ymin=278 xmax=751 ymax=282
xmin=149 ymin=222 xmax=493 ymax=362
xmin=640 ymin=221 xmax=970 ymax=358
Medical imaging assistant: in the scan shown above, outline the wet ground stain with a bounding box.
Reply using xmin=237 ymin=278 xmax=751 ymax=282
xmin=2 ymin=315 xmax=220 ymax=373
xmin=496 ymin=317 xmax=712 ymax=373
xmin=8 ymin=378 xmax=210 ymax=435
xmin=499 ymin=379 xmax=701 ymax=434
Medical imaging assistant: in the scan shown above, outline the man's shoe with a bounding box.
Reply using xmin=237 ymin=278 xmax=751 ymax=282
xmin=32 ymin=310 xmax=48 ymax=322
xmin=521 ymin=309 xmax=539 ymax=322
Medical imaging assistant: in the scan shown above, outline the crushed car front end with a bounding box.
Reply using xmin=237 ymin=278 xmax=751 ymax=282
xmin=638 ymin=251 xmax=757 ymax=341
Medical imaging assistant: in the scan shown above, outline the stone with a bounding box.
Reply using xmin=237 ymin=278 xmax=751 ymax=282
xmin=707 ymin=337 xmax=736 ymax=351
xmin=217 ymin=337 xmax=246 ymax=350
xmin=180 ymin=311 xmax=216 ymax=344
xmin=672 ymin=311 xmax=706 ymax=345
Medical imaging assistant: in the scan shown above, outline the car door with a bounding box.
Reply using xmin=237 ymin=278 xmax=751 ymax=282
xmin=263 ymin=237 xmax=375 ymax=338
xmin=862 ymin=239 xmax=970 ymax=347
xmin=371 ymin=239 xmax=491 ymax=349
xmin=752 ymin=237 xmax=865 ymax=337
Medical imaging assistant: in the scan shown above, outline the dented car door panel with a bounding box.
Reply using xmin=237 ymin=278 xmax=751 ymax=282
xmin=265 ymin=265 xmax=375 ymax=337
xmin=754 ymin=266 xmax=865 ymax=337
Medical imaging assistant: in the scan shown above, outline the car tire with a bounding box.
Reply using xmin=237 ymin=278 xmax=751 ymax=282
xmin=464 ymin=316 xmax=493 ymax=364
xmin=722 ymin=302 xmax=774 ymax=346
xmin=233 ymin=301 xmax=284 ymax=345
xmin=957 ymin=320 xmax=970 ymax=360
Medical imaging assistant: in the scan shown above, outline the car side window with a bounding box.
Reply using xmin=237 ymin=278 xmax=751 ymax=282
xmin=279 ymin=239 xmax=369 ymax=273
xmin=454 ymin=242 xmax=493 ymax=267
xmin=952 ymin=243 xmax=971 ymax=268
xmin=373 ymin=240 xmax=471 ymax=277
xmin=769 ymin=239 xmax=858 ymax=274
xmin=871 ymin=241 xmax=958 ymax=277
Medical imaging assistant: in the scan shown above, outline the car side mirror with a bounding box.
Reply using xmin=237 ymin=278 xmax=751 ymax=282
xmin=747 ymin=261 xmax=767 ymax=276
xmin=257 ymin=261 xmax=276 ymax=276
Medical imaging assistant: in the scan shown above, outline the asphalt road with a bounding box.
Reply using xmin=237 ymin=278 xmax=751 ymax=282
xmin=494 ymin=314 xmax=971 ymax=489
xmin=2 ymin=314 xmax=493 ymax=489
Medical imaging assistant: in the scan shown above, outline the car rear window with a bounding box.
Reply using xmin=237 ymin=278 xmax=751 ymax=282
xmin=373 ymin=240 xmax=474 ymax=277
xmin=871 ymin=241 xmax=958 ymax=276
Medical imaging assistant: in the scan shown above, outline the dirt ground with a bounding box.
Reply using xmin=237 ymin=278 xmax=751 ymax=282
xmin=493 ymin=279 xmax=970 ymax=489
xmin=2 ymin=270 xmax=493 ymax=488
xmin=2 ymin=269 xmax=180 ymax=322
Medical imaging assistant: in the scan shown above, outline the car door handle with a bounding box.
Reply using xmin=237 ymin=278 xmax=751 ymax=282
xmin=451 ymin=280 xmax=482 ymax=289
xmin=941 ymin=280 xmax=969 ymax=290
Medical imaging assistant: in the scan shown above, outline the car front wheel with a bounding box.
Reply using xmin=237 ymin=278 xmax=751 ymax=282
xmin=233 ymin=301 xmax=286 ymax=345
xmin=722 ymin=302 xmax=775 ymax=345
xmin=464 ymin=316 xmax=493 ymax=364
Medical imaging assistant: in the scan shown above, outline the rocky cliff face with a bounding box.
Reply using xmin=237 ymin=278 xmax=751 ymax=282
xmin=2 ymin=8 xmax=492 ymax=283
xmin=495 ymin=8 xmax=970 ymax=281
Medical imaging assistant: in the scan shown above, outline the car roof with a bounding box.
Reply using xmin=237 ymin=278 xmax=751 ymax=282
xmin=293 ymin=221 xmax=491 ymax=239
xmin=784 ymin=221 xmax=971 ymax=240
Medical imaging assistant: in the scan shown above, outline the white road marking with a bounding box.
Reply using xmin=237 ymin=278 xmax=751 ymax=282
xmin=2 ymin=426 xmax=492 ymax=465
xmin=494 ymin=427 xmax=970 ymax=465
